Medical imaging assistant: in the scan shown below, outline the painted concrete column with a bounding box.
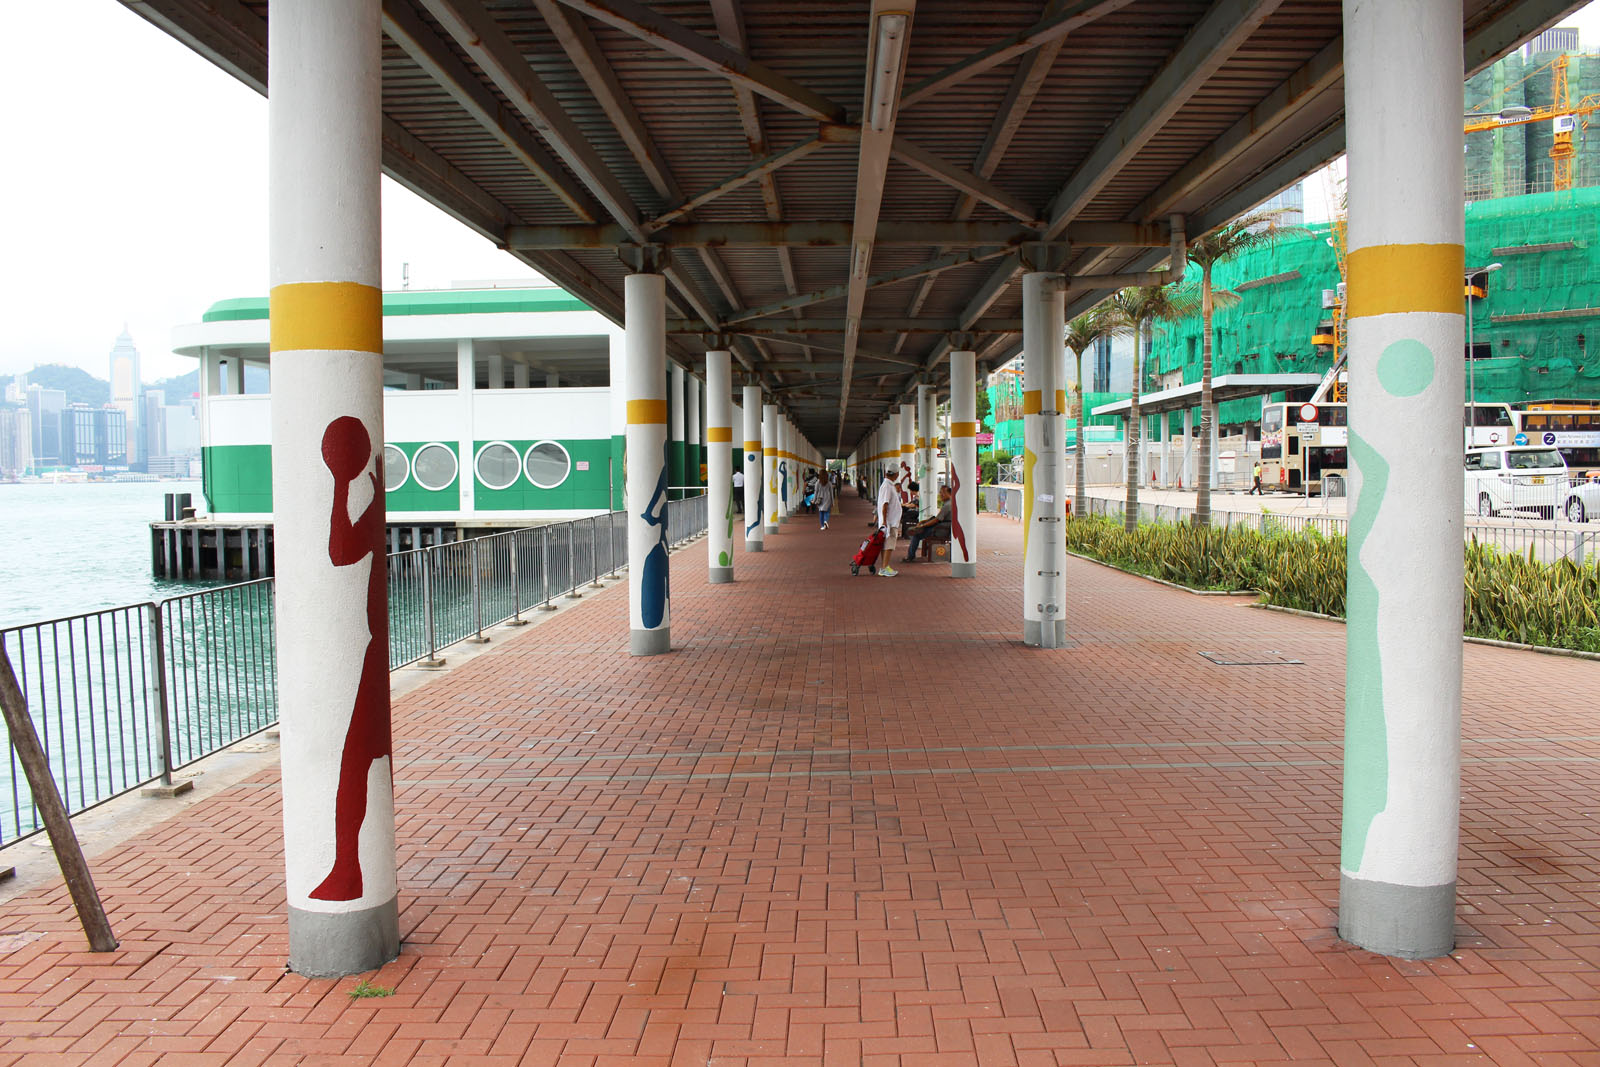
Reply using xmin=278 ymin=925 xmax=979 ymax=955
xmin=917 ymin=384 xmax=934 ymax=498
xmin=950 ymin=350 xmax=978 ymax=578
xmin=1339 ymin=0 xmax=1464 ymax=960
xmin=1022 ymin=272 xmax=1066 ymax=647
xmin=763 ymin=403 xmax=781 ymax=531
xmin=228 ymin=358 xmax=248 ymax=395
xmin=486 ymin=351 xmax=503 ymax=388
xmin=706 ymin=352 xmax=734 ymax=583
xmin=625 ymin=273 xmax=671 ymax=656
xmin=512 ymin=361 xmax=529 ymax=389
xmin=268 ymin=0 xmax=397 ymax=978
xmin=1159 ymin=411 xmax=1169 ymax=488
xmin=457 ymin=339 xmax=477 ymax=515
xmin=685 ymin=372 xmax=702 ymax=493
xmin=743 ymin=386 xmax=765 ymax=550
xmin=899 ymin=402 xmax=915 ymax=504
xmin=668 ymin=363 xmax=686 ymax=500
xmin=546 ymin=370 xmax=560 ymax=388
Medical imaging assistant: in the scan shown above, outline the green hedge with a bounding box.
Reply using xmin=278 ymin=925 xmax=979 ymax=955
xmin=1066 ymin=515 xmax=1600 ymax=654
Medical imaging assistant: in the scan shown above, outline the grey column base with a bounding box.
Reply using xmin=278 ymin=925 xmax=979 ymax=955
xmin=630 ymin=627 xmax=671 ymax=655
xmin=746 ymin=539 xmax=764 ymax=552
xmin=709 ymin=567 xmax=733 ymax=584
xmin=951 ymin=562 xmax=976 ymax=579
xmin=1339 ymin=872 xmax=1456 ymax=959
xmin=288 ymin=895 xmax=399 ymax=978
xmin=765 ymin=524 xmax=780 ymax=534
xmin=1023 ymin=619 xmax=1066 ymax=647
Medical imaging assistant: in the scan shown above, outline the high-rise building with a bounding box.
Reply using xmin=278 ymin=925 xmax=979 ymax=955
xmin=143 ymin=388 xmax=168 ymax=464
xmin=26 ymin=385 xmax=65 ymax=469
xmin=108 ymin=328 xmax=143 ymax=468
xmin=61 ymin=404 xmax=128 ymax=470
xmin=0 ymin=405 xmax=32 ymax=478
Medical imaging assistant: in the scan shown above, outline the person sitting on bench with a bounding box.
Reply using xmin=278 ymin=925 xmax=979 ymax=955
xmin=903 ymin=485 xmax=952 ymax=562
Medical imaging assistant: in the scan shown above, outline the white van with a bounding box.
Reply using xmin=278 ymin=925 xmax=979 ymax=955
xmin=1464 ymin=445 xmax=1568 ymax=519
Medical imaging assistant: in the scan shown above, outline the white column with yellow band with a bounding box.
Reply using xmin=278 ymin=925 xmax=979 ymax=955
xmin=917 ymin=384 xmax=934 ymax=504
xmin=626 ymin=273 xmax=671 ymax=656
xmin=706 ymin=351 xmax=734 ymax=583
xmin=1022 ymin=272 xmax=1066 ymax=647
xmin=269 ymin=0 xmax=397 ymax=978
xmin=763 ymin=404 xmax=781 ymax=532
xmin=950 ymin=351 xmax=978 ymax=578
xmin=743 ymin=386 xmax=765 ymax=550
xmin=899 ymin=402 xmax=915 ymax=507
xmin=1338 ymin=0 xmax=1464 ymax=959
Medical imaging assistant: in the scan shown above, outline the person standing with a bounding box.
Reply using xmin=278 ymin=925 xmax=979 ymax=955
xmin=815 ymin=472 xmax=834 ymax=530
xmin=732 ymin=466 xmax=745 ymax=513
xmin=876 ymin=467 xmax=902 ymax=576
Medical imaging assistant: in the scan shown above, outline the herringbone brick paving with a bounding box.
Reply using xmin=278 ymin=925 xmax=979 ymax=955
xmin=1 ymin=495 xmax=1597 ymax=1065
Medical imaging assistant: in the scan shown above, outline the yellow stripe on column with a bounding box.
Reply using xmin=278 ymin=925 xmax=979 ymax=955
xmin=270 ymin=281 xmax=382 ymax=353
xmin=950 ymin=421 xmax=978 ymax=437
xmin=707 ymin=427 xmax=732 ymax=442
xmin=764 ymin=447 xmax=777 ymax=456
xmin=627 ymin=398 xmax=667 ymax=424
xmin=1346 ymin=243 xmax=1465 ymax=319
xmin=1023 ymin=390 xmax=1041 ymax=414
xmin=744 ymin=440 xmax=762 ymax=451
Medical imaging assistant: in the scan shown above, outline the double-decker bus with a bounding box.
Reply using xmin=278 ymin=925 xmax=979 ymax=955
xmin=1464 ymin=402 xmax=1518 ymax=448
xmin=1514 ymin=401 xmax=1600 ymax=479
xmin=1260 ymin=401 xmax=1347 ymax=494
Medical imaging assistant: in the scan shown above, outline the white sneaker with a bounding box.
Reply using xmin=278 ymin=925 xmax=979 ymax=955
xmin=878 ymin=566 xmax=898 ymax=577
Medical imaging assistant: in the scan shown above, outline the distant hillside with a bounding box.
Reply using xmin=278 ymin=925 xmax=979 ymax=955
xmin=1 ymin=362 xmax=269 ymax=407
xmin=0 ymin=364 xmax=109 ymax=406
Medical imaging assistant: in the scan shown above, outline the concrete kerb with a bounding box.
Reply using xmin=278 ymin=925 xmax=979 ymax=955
xmin=0 ymin=555 xmax=641 ymax=908
xmin=1254 ymin=602 xmax=1600 ymax=662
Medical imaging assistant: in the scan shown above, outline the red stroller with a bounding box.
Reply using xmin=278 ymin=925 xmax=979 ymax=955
xmin=851 ymin=528 xmax=886 ymax=575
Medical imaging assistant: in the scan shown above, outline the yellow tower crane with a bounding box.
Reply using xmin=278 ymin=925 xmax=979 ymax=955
xmin=1465 ymin=54 xmax=1600 ymax=191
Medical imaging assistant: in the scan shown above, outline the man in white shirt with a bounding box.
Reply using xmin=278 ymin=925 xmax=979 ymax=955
xmin=876 ymin=468 xmax=903 ymax=577
xmin=731 ymin=467 xmax=745 ymax=513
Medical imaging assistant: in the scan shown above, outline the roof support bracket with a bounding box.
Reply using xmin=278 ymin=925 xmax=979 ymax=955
xmin=619 ymin=243 xmax=672 ymax=274
xmin=1016 ymin=241 xmax=1072 ymax=274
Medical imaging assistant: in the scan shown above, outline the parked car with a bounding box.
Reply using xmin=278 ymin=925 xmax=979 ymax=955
xmin=1563 ymin=477 xmax=1600 ymax=523
xmin=1464 ymin=445 xmax=1568 ymax=519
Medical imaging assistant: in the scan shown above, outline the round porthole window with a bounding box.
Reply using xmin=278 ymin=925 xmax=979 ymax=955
xmin=411 ymin=442 xmax=459 ymax=491
xmin=382 ymin=444 xmax=409 ymax=492
xmin=523 ymin=440 xmax=571 ymax=489
xmin=475 ymin=441 xmax=521 ymax=490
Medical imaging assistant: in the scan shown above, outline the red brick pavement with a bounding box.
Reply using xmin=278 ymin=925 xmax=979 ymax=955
xmin=1 ymin=495 xmax=1597 ymax=1066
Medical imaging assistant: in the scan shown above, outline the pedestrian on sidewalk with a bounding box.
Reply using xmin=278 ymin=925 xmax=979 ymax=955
xmin=876 ymin=468 xmax=902 ymax=576
xmin=815 ymin=474 xmax=834 ymax=530
xmin=733 ymin=467 xmax=745 ymax=513
xmin=1250 ymin=460 xmax=1263 ymax=495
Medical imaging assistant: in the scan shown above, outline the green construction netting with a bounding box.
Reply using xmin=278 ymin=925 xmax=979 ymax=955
xmin=1142 ymin=185 xmax=1600 ymax=430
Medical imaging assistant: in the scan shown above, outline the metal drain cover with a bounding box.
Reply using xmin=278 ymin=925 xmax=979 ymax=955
xmin=1198 ymin=650 xmax=1304 ymax=665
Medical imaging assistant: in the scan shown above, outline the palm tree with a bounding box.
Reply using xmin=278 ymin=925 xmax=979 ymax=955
xmin=1064 ymin=307 xmax=1113 ymax=518
xmin=1109 ymin=285 xmax=1182 ymax=533
xmin=1184 ymin=208 xmax=1302 ymax=527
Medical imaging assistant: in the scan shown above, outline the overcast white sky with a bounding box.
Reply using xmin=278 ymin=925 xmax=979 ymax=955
xmin=5 ymin=1 xmax=1600 ymax=382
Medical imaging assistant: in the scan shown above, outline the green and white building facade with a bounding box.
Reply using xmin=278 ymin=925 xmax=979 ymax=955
xmin=174 ymin=284 xmax=709 ymax=526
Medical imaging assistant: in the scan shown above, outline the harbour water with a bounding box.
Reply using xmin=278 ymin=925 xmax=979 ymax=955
xmin=0 ymin=480 xmax=209 ymax=630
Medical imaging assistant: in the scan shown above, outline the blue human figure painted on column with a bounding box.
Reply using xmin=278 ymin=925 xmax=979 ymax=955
xmin=745 ymin=450 xmax=762 ymax=536
xmin=779 ymin=460 xmax=789 ymax=507
xmin=640 ymin=442 xmax=670 ymax=628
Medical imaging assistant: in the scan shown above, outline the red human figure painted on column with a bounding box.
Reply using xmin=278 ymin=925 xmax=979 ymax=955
xmin=310 ymin=416 xmax=393 ymax=901
xmin=950 ymin=464 xmax=969 ymax=559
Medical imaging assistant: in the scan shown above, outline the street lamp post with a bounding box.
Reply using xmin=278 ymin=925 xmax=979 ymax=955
xmin=1467 ymin=261 xmax=1503 ymax=442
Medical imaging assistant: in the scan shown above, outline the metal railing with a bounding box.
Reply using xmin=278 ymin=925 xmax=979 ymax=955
xmin=0 ymin=500 xmax=706 ymax=845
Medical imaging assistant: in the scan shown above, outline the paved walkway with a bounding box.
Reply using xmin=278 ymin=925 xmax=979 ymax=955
xmin=1 ymin=496 xmax=1597 ymax=1066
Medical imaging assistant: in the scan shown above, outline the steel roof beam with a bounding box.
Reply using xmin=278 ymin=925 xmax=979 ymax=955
xmin=552 ymin=0 xmax=846 ymax=124
xmin=383 ymin=0 xmax=603 ymax=222
xmin=723 ymin=246 xmax=1015 ymax=326
xmin=889 ymin=137 xmax=1042 ymax=225
xmin=671 ymin=318 xmax=1021 ymax=335
xmin=506 ymin=220 xmax=1046 ymax=248
xmin=419 ymin=0 xmax=645 ymax=238
xmin=646 ymin=130 xmax=852 ymax=232
xmin=899 ymin=0 xmax=1135 ymax=109
xmin=837 ymin=1 xmax=919 ymax=449
xmin=1039 ymin=0 xmax=1283 ymax=240
xmin=528 ymin=0 xmax=682 ymax=206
